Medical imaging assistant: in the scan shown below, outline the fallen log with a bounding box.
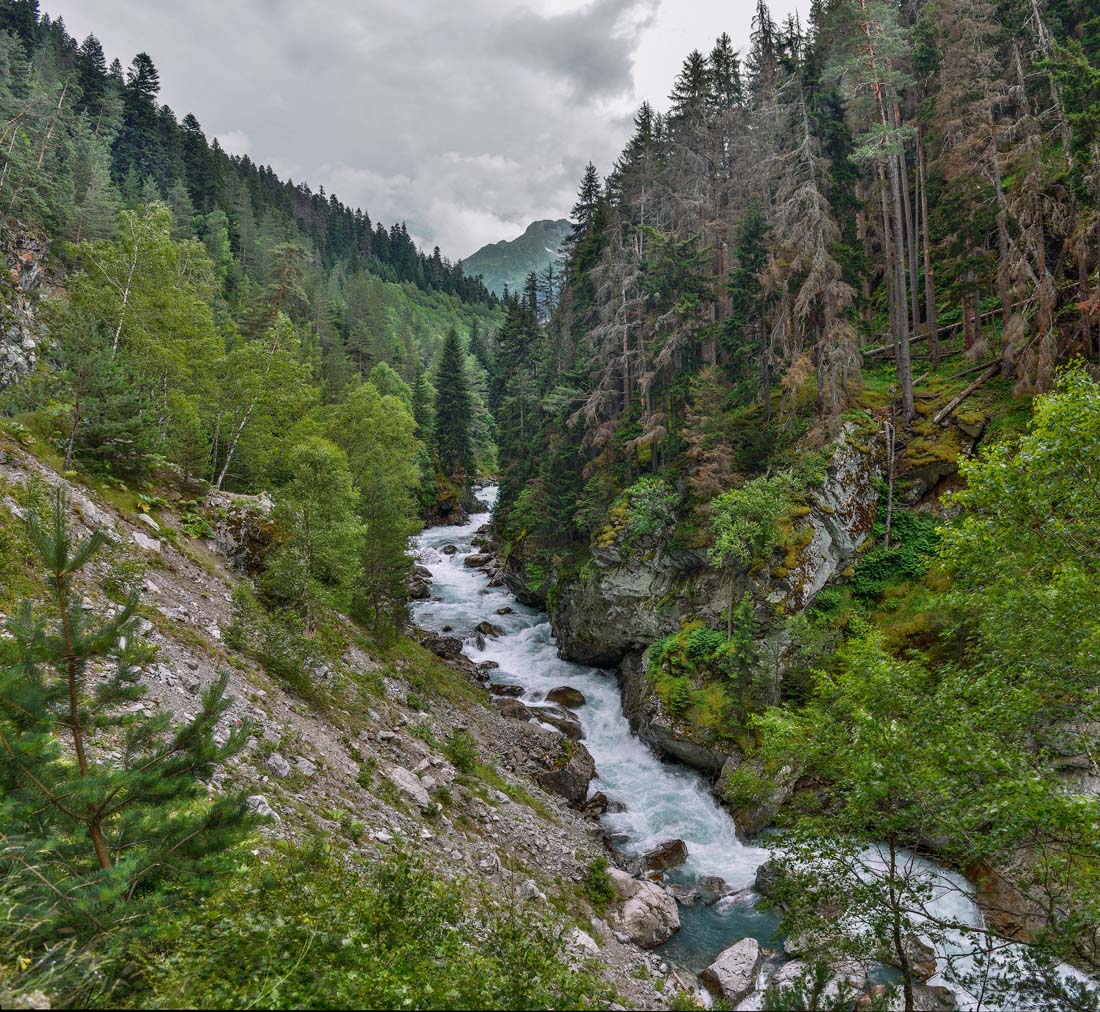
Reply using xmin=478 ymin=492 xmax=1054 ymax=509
xmin=932 ymin=362 xmax=1001 ymax=426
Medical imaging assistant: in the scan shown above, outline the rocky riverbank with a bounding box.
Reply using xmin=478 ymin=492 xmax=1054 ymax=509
xmin=0 ymin=441 xmax=675 ymax=1009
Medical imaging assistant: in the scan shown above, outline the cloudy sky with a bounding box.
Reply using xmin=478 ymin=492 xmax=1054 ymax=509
xmin=48 ymin=0 xmax=806 ymax=259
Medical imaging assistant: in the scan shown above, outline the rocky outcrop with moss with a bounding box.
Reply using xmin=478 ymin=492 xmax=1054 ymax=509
xmin=547 ymin=421 xmax=882 ymax=671
xmin=0 ymin=224 xmax=52 ymax=392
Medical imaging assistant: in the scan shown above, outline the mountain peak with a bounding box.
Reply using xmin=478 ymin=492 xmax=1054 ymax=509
xmin=461 ymin=219 xmax=570 ymax=297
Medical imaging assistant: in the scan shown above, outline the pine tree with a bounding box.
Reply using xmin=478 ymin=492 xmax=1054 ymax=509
xmin=724 ymin=205 xmax=771 ymax=405
xmin=433 ymin=326 xmax=474 ymax=475
xmin=411 ymin=360 xmax=433 ymax=435
xmin=51 ymin=307 xmax=156 ymax=475
xmin=668 ymin=49 xmax=710 ymax=125
xmin=327 ymin=384 xmax=421 ymax=641
xmin=0 ymin=489 xmax=255 ymax=937
xmin=565 ymin=162 xmax=601 ymax=251
xmin=113 ymin=52 xmax=163 ymax=182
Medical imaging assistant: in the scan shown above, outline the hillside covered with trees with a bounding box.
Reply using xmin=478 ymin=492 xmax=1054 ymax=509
xmin=4 ymin=0 xmax=1100 ymax=1008
xmin=460 ymin=218 xmax=571 ymax=300
xmin=491 ymin=0 xmax=1100 ymax=1005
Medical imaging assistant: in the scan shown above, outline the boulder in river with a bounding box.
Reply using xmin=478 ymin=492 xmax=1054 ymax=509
xmin=642 ymin=838 xmax=688 ymax=873
xmin=701 ymin=937 xmax=761 ymax=1004
xmin=442 ymin=544 xmax=459 ymax=555
xmin=886 ymin=934 xmax=937 ymax=982
xmin=495 ymin=606 xmax=514 ymax=616
xmin=545 ymin=685 xmax=586 ymax=708
xmin=409 ymin=565 xmax=432 ymax=598
xmin=606 ymin=868 xmax=680 ymax=948
xmin=475 ymin=620 xmax=504 ymax=637
xmin=667 ymin=884 xmax=701 ymax=906
xmin=535 ymin=740 xmax=596 ymax=805
xmin=699 ymin=875 xmax=730 ymax=904
xmin=530 ymin=704 xmax=583 ymax=740
xmin=492 ymin=697 xmax=532 ymax=721
xmin=583 ymin=791 xmax=609 ymax=816
xmin=488 ymin=682 xmax=524 ymax=697
xmin=754 ymin=858 xmax=782 ymax=898
xmin=420 ymin=632 xmax=464 ymax=661
xmin=464 ymin=553 xmax=493 ymax=568
xmin=715 ymin=753 xmax=797 ymax=836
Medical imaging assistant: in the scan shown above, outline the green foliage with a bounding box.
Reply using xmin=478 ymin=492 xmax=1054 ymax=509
xmin=325 ymin=383 xmax=421 ymax=640
xmin=176 ymin=506 xmax=214 ymax=539
xmin=263 ymin=437 xmax=363 ymax=636
xmin=582 ymin=856 xmax=616 ymax=913
xmin=595 ymin=477 xmax=678 ymax=553
xmin=650 ymin=609 xmax=763 ymax=726
xmin=135 ymin=843 xmax=607 ymax=1010
xmin=368 ymin=360 xmax=413 ymax=408
xmin=850 ymin=507 xmax=939 ymax=599
xmin=226 ymin=582 xmax=327 ymax=702
xmin=762 ymin=960 xmax=870 ymax=1012
xmin=49 ymin=306 xmax=158 ymax=476
xmin=642 ymin=228 xmax=714 ymax=316
xmin=709 ymin=471 xmax=801 ymax=571
xmin=0 ymin=489 xmax=255 ymax=969
xmin=939 ymin=366 xmax=1100 ymax=737
xmin=443 ymin=727 xmax=479 ymax=774
xmin=434 ymin=326 xmax=475 ymax=475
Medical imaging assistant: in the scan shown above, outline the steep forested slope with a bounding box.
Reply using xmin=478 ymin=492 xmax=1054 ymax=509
xmin=491 ymin=1 xmax=1100 ymax=1004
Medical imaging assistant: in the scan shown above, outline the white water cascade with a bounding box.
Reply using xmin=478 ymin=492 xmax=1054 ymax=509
xmin=412 ymin=486 xmax=1090 ymax=1010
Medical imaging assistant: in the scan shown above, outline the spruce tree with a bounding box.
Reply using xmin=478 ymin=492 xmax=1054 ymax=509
xmin=0 ymin=490 xmax=255 ymax=938
xmin=708 ymin=32 xmax=744 ymax=112
xmin=433 ymin=327 xmax=474 ymax=475
xmin=411 ymin=360 xmax=433 ymax=435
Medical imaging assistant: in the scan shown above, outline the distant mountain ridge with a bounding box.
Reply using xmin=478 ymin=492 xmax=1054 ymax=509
xmin=460 ymin=219 xmax=571 ymax=298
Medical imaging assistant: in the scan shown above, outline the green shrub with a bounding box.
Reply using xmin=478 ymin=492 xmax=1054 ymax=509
xmin=444 ymin=727 xmax=479 ymax=774
xmin=132 ymin=843 xmax=608 ymax=1010
xmin=595 ymin=477 xmax=678 ymax=553
xmin=582 ymin=856 xmax=616 ymax=913
xmin=851 ymin=508 xmax=939 ymax=599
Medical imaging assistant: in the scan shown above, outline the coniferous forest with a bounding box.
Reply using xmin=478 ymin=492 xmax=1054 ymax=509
xmin=3 ymin=0 xmax=1100 ymax=1009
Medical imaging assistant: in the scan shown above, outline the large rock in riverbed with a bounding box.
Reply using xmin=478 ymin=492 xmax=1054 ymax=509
xmin=534 ymin=741 xmax=596 ymax=804
xmin=701 ymin=937 xmax=761 ymax=1004
xmin=642 ymin=838 xmax=688 ymax=873
xmin=607 ymin=868 xmax=680 ymax=948
xmin=492 ymin=696 xmax=532 ymax=721
xmin=546 ymin=685 xmax=586 ymax=708
xmin=529 ymin=704 xmax=584 ymax=740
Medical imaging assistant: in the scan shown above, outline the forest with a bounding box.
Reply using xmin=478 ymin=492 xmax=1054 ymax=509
xmin=2 ymin=0 xmax=1100 ymax=1008
xmin=490 ymin=0 xmax=1100 ymax=1006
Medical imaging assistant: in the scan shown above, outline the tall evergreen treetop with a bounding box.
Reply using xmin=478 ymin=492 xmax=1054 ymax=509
xmin=433 ymin=326 xmax=474 ymax=475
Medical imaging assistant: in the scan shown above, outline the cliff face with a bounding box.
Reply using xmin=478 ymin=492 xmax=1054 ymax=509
xmin=549 ymin=422 xmax=882 ymax=667
xmin=0 ymin=223 xmax=52 ymax=391
xmin=515 ymin=422 xmax=883 ymax=783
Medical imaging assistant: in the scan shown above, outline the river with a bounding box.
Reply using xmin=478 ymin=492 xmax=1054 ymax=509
xmin=412 ymin=485 xmax=1089 ymax=1010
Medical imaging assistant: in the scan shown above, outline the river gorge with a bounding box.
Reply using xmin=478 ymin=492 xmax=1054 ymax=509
xmin=410 ymin=487 xmax=1083 ymax=1010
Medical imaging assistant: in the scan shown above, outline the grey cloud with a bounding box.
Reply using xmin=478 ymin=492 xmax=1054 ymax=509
xmin=45 ymin=0 xmax=671 ymax=257
xmin=500 ymin=0 xmax=659 ymax=97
